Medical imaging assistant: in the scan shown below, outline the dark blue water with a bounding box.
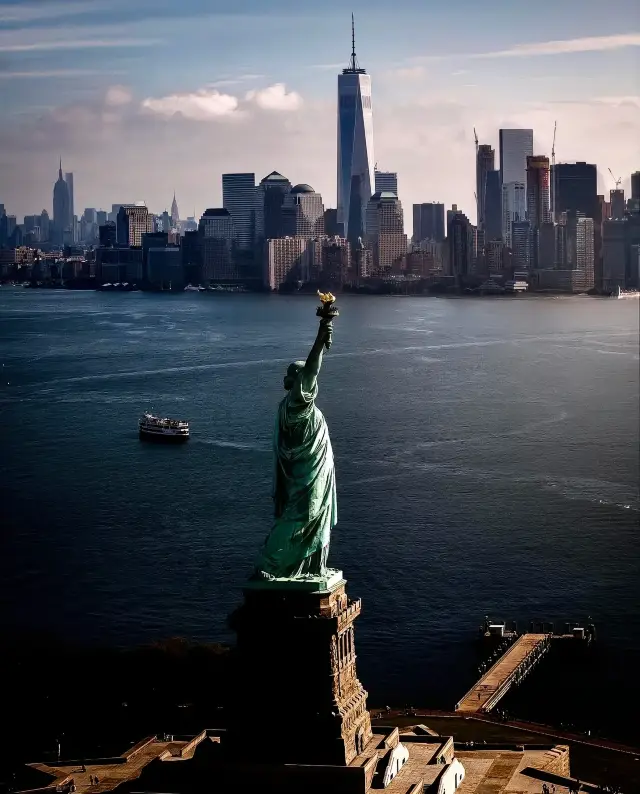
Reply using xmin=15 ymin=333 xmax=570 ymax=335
xmin=1 ymin=289 xmax=638 ymax=725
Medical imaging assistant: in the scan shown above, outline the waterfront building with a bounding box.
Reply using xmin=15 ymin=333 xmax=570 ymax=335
xmin=222 ymin=172 xmax=256 ymax=251
xmin=501 ymin=181 xmax=526 ymax=248
xmin=365 ymin=191 xmax=406 ymax=275
xmin=602 ymin=214 xmax=640 ymax=290
xmin=374 ymin=169 xmax=397 ymax=195
xmin=283 ymin=184 xmax=325 ymax=239
xmin=602 ymin=219 xmax=627 ymax=290
xmin=485 ymin=239 xmax=507 ymax=273
xmin=255 ymin=171 xmax=292 ymax=241
xmin=538 ymin=222 xmax=556 ymax=269
xmin=264 ymin=236 xmax=309 ymax=290
xmin=412 ymin=202 xmax=445 ymax=243
xmin=116 ymin=204 xmax=154 ymax=247
xmin=198 ymin=208 xmax=235 ymax=282
xmin=476 ymin=144 xmax=495 ymax=228
xmin=610 ymin=189 xmax=625 ymax=220
xmin=52 ymin=160 xmax=71 ymax=245
xmin=511 ymin=221 xmax=531 ymax=271
xmin=337 ymin=17 xmax=375 ymax=245
xmin=98 ymin=221 xmax=116 ymax=247
xmin=308 ymin=236 xmax=351 ymax=285
xmin=147 ymin=247 xmax=182 ymax=289
xmin=448 ymin=211 xmax=473 ymax=277
xmin=576 ymin=216 xmax=595 ymax=288
xmin=181 ymin=229 xmax=202 ymax=285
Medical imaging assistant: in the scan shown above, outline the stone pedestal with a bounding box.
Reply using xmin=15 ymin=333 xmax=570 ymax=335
xmin=228 ymin=572 xmax=372 ymax=767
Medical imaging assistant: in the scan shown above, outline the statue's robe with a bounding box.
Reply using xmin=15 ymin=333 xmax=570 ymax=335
xmin=256 ymin=369 xmax=337 ymax=578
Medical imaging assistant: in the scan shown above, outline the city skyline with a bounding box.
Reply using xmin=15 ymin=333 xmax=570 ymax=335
xmin=0 ymin=0 xmax=638 ymax=229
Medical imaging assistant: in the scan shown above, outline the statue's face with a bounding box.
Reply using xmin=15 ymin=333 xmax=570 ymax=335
xmin=283 ymin=361 xmax=304 ymax=390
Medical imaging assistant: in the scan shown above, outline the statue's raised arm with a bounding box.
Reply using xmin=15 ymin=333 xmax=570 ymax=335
xmin=253 ymin=293 xmax=339 ymax=582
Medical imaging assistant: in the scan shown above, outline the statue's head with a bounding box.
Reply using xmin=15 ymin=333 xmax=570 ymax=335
xmin=283 ymin=361 xmax=305 ymax=390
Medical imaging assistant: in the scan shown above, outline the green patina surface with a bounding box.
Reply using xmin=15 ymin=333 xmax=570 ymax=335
xmin=254 ymin=315 xmax=338 ymax=580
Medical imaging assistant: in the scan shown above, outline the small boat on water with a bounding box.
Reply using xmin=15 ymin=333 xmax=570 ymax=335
xmin=139 ymin=412 xmax=189 ymax=443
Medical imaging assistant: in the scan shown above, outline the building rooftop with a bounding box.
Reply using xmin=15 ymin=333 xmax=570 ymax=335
xmin=202 ymin=208 xmax=231 ymax=217
xmin=291 ymin=183 xmax=316 ymax=194
xmin=261 ymin=170 xmax=289 ymax=183
xmin=370 ymin=191 xmax=399 ymax=201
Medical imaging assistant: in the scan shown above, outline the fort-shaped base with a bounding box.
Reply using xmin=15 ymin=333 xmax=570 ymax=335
xmin=229 ymin=575 xmax=372 ymax=767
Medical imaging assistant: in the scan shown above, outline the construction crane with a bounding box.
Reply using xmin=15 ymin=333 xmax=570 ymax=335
xmin=608 ymin=168 xmax=622 ymax=190
xmin=551 ymin=121 xmax=557 ymax=221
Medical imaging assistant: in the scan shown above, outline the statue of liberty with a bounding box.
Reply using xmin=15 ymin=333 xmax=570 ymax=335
xmin=254 ymin=295 xmax=339 ymax=580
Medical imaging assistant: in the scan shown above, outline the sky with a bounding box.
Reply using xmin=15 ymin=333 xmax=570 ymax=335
xmin=0 ymin=0 xmax=638 ymax=232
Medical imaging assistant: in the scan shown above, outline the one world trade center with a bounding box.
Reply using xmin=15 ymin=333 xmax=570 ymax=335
xmin=337 ymin=16 xmax=375 ymax=246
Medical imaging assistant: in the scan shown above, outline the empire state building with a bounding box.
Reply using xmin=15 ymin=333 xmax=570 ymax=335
xmin=337 ymin=15 xmax=375 ymax=246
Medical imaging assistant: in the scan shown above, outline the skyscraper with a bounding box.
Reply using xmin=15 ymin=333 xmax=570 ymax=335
xmin=283 ymin=184 xmax=325 ymax=238
xmin=499 ymin=129 xmax=533 ymax=186
xmin=476 ymin=144 xmax=495 ymax=228
xmin=365 ymin=191 xmax=406 ymax=275
xmin=610 ymin=189 xmax=625 ymax=219
xmin=223 ymin=173 xmax=256 ymax=250
xmin=448 ymin=212 xmax=473 ymax=277
xmin=255 ymin=171 xmax=292 ymax=240
xmin=632 ymin=171 xmax=640 ymax=201
xmin=264 ymin=237 xmax=309 ymax=290
xmin=53 ymin=159 xmax=71 ymax=245
xmin=499 ymin=129 xmax=532 ymax=247
xmin=64 ymin=172 xmax=74 ymax=227
xmin=501 ymin=182 xmax=526 ymax=248
xmin=484 ymin=170 xmax=502 ymax=241
xmin=337 ymin=15 xmax=375 ymax=245
xmin=526 ymin=155 xmax=550 ymax=269
xmin=171 ymin=193 xmax=180 ymax=227
xmin=374 ymin=170 xmax=398 ymax=195
xmin=116 ymin=204 xmax=154 ymax=246
xmin=553 ymin=162 xmax=598 ymax=220
xmin=199 ymin=208 xmax=235 ymax=282
xmin=412 ymin=203 xmax=445 ymax=243
xmin=526 ymin=156 xmax=550 ymax=229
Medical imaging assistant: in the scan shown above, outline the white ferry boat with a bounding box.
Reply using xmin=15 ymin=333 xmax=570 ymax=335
xmin=611 ymin=286 xmax=640 ymax=299
xmin=139 ymin=413 xmax=189 ymax=443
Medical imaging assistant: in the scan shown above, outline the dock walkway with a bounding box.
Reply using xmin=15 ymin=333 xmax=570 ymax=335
xmin=456 ymin=633 xmax=550 ymax=714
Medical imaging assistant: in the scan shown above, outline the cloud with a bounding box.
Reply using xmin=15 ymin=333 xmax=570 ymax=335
xmin=386 ymin=66 xmax=426 ymax=80
xmin=141 ymin=88 xmax=239 ymax=120
xmin=245 ymin=83 xmax=302 ymax=111
xmin=0 ymin=38 xmax=161 ymax=52
xmin=0 ymin=69 xmax=125 ymax=79
xmin=310 ymin=63 xmax=345 ymax=70
xmin=105 ymin=85 xmax=134 ymax=106
xmin=409 ymin=32 xmax=640 ymax=65
xmin=0 ymin=1 xmax=107 ymax=23
xmin=472 ymin=32 xmax=640 ymax=59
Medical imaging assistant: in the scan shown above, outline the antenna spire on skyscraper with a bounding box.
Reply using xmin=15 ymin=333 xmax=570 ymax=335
xmin=349 ymin=12 xmax=360 ymax=72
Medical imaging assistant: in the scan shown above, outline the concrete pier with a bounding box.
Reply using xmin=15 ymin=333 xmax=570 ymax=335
xmin=456 ymin=634 xmax=551 ymax=714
